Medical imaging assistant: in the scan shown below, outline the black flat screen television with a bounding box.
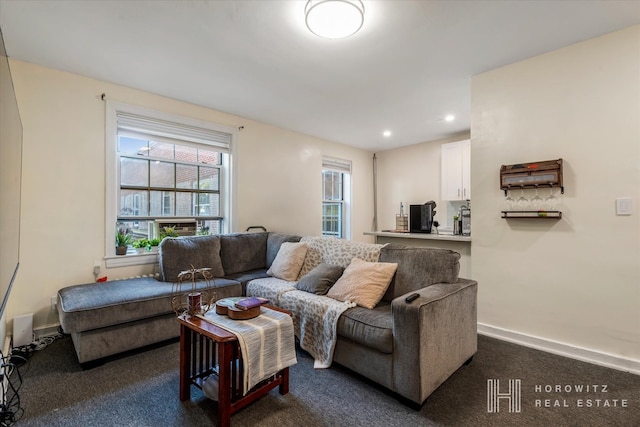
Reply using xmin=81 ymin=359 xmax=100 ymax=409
xmin=0 ymin=27 xmax=23 ymax=321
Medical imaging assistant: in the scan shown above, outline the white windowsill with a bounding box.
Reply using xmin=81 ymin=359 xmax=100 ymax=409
xmin=105 ymin=252 xmax=158 ymax=268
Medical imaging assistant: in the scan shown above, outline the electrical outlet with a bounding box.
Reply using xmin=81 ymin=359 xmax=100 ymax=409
xmin=93 ymin=261 xmax=101 ymax=276
xmin=51 ymin=295 xmax=57 ymax=311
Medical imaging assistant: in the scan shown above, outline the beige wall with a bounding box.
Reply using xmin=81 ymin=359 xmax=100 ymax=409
xmin=7 ymin=60 xmax=374 ymax=332
xmin=471 ymin=26 xmax=640 ymax=362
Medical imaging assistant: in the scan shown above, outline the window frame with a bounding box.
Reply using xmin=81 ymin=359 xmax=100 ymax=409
xmin=321 ymin=157 xmax=352 ymax=240
xmin=105 ymin=101 xmax=236 ymax=267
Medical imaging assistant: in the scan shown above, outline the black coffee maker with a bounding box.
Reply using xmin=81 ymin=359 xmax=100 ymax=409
xmin=410 ymin=201 xmax=436 ymax=233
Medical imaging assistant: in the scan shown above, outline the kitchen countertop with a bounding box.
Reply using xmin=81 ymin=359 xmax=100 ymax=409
xmin=364 ymin=231 xmax=471 ymax=242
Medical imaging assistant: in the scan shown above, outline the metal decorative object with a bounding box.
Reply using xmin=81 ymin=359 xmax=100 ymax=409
xmin=172 ymin=265 xmax=217 ymax=316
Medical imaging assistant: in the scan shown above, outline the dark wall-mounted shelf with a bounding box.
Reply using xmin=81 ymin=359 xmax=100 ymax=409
xmin=500 ymin=159 xmax=563 ymax=196
xmin=501 ymin=210 xmax=562 ymax=219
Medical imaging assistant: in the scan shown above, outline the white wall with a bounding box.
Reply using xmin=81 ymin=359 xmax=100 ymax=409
xmin=7 ymin=60 xmax=374 ymax=333
xmin=471 ymin=26 xmax=640 ymax=364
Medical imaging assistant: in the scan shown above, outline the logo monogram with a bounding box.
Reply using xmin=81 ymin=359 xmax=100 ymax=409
xmin=487 ymin=379 xmax=522 ymax=413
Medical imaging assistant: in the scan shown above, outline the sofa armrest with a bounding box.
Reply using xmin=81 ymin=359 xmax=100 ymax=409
xmin=391 ymin=278 xmax=477 ymax=404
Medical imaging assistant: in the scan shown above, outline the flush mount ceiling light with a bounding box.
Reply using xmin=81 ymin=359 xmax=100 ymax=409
xmin=305 ymin=0 xmax=365 ymax=39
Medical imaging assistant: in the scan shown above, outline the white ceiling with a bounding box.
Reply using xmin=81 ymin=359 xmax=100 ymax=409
xmin=1 ymin=0 xmax=639 ymax=151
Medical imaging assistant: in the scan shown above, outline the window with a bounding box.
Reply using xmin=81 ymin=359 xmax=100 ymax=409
xmin=322 ymin=157 xmax=351 ymax=239
xmin=106 ymin=102 xmax=235 ymax=265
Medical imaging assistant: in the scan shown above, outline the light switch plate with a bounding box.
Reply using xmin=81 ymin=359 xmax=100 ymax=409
xmin=616 ymin=198 xmax=632 ymax=216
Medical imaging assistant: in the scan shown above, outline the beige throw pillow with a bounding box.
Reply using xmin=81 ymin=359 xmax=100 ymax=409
xmin=267 ymin=242 xmax=309 ymax=281
xmin=327 ymin=258 xmax=398 ymax=309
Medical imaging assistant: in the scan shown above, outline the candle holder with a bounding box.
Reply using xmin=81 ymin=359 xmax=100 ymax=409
xmin=172 ymin=265 xmax=217 ymax=316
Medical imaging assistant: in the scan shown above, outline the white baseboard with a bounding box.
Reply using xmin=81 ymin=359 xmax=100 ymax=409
xmin=34 ymin=323 xmax=61 ymax=339
xmin=478 ymin=323 xmax=640 ymax=376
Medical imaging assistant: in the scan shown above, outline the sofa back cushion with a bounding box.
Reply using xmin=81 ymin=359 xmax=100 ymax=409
xmin=379 ymin=244 xmax=460 ymax=302
xmin=219 ymin=232 xmax=269 ymax=275
xmin=266 ymin=233 xmax=302 ymax=267
xmin=298 ymin=236 xmax=383 ymax=278
xmin=158 ymin=235 xmax=225 ymax=282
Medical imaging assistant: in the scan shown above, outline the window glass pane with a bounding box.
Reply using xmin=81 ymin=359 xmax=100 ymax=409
xmin=118 ymin=220 xmax=151 ymax=239
xmin=322 ymin=202 xmax=342 ymax=238
xmin=176 ymin=145 xmax=197 ymax=163
xmin=120 ymin=189 xmax=148 ymax=217
xmin=121 ymin=158 xmax=148 ymax=187
xmin=198 ymin=219 xmax=221 ymax=235
xmin=322 ymin=170 xmax=342 ymax=201
xmin=199 ymin=167 xmax=219 ymax=191
xmin=148 ymin=141 xmax=174 ymax=160
xmin=176 ymin=191 xmax=196 ymax=216
xmin=176 ymin=164 xmax=198 ymax=189
xmin=150 ymin=190 xmax=175 ymax=216
xmin=150 ymin=161 xmax=175 ymax=188
xmin=197 ymin=193 xmax=219 ymax=216
xmin=198 ymin=149 xmax=220 ymax=165
xmin=118 ymin=136 xmax=149 ymax=156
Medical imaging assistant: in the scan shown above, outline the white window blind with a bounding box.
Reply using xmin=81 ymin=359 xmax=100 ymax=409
xmin=322 ymin=156 xmax=352 ymax=174
xmin=116 ymin=111 xmax=231 ymax=152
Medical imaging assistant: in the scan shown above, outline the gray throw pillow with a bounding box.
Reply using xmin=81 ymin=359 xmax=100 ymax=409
xmin=295 ymin=263 xmax=344 ymax=295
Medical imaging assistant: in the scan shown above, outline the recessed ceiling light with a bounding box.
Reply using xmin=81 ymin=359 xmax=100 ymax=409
xmin=383 ymin=130 xmax=391 ymax=137
xmin=445 ymin=115 xmax=455 ymax=122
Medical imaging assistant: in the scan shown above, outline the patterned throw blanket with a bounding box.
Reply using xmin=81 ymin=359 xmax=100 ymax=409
xmin=247 ymin=277 xmax=355 ymax=368
xmin=198 ymin=306 xmax=297 ymax=395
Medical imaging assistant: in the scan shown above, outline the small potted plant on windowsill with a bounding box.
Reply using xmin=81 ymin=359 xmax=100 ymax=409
xmin=132 ymin=238 xmax=149 ymax=254
xmin=148 ymin=238 xmax=161 ymax=253
xmin=115 ymin=228 xmax=132 ymax=255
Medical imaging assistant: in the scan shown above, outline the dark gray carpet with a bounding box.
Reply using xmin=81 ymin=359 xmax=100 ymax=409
xmin=12 ymin=335 xmax=640 ymax=426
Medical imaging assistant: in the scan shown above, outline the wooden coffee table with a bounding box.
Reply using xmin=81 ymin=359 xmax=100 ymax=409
xmin=178 ymin=310 xmax=290 ymax=427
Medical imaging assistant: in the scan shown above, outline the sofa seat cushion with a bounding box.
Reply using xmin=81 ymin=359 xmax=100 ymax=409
xmin=246 ymin=277 xmax=297 ymax=306
xmin=224 ymin=269 xmax=269 ymax=294
xmin=58 ymin=277 xmax=242 ymax=333
xmin=337 ymin=303 xmax=393 ymax=354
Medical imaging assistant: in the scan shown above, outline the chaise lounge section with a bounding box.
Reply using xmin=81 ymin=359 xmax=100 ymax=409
xmin=57 ymin=232 xmax=300 ymax=365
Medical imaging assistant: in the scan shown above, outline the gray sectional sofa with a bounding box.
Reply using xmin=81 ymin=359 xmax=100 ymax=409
xmin=57 ymin=232 xmax=300 ymax=365
xmin=57 ymin=231 xmax=477 ymax=406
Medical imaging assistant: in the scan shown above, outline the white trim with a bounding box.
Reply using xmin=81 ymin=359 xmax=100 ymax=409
xmin=105 ymin=253 xmax=158 ymax=268
xmin=478 ymin=323 xmax=640 ymax=375
xmin=322 ymin=156 xmax=352 ymax=174
xmin=34 ymin=323 xmax=61 ymax=339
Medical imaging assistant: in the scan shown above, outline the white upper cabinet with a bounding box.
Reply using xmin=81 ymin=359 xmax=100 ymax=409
xmin=441 ymin=140 xmax=471 ymax=201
